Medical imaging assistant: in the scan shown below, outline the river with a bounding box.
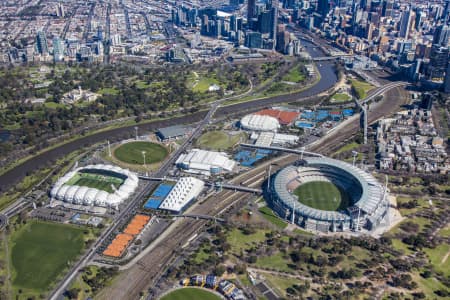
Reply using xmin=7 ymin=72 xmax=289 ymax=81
xmin=0 ymin=38 xmax=337 ymax=192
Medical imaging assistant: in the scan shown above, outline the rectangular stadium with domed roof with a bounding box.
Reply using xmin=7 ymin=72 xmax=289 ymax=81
xmin=50 ymin=164 xmax=139 ymax=210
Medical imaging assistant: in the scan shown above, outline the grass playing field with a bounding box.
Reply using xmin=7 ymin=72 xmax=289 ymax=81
xmin=114 ymin=141 xmax=168 ymax=165
xmin=160 ymin=288 xmax=221 ymax=300
xmin=10 ymin=221 xmax=85 ymax=295
xmin=294 ymin=181 xmax=350 ymax=211
xmin=66 ymin=173 xmax=124 ymax=193
xmin=196 ymin=131 xmax=245 ymax=151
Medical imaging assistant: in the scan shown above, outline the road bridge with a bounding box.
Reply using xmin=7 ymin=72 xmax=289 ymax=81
xmin=239 ymin=143 xmax=324 ymax=158
xmin=166 ymin=214 xmax=225 ymax=222
xmin=313 ymin=55 xmax=354 ymax=61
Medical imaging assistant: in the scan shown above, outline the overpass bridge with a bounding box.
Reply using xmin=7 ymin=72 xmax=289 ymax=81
xmin=166 ymin=214 xmax=225 ymax=222
xmin=313 ymin=55 xmax=354 ymax=61
xmin=138 ymin=175 xmax=262 ymax=194
xmin=239 ymin=143 xmax=324 ymax=158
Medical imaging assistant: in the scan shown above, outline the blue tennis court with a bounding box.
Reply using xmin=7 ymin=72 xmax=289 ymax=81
xmin=235 ymin=150 xmax=271 ymax=167
xmin=296 ymin=121 xmax=315 ymax=128
xmin=143 ymin=183 xmax=174 ymax=209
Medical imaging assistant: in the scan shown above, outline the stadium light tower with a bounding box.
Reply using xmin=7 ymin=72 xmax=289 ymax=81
xmin=142 ymin=151 xmax=146 ymax=167
xmin=134 ymin=126 xmax=139 ymax=140
xmin=352 ymin=151 xmax=358 ymax=166
xmin=300 ymin=146 xmax=306 ymax=160
xmin=107 ymin=140 xmax=112 ymax=157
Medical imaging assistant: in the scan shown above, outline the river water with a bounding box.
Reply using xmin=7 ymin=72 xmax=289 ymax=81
xmin=0 ymin=38 xmax=337 ymax=192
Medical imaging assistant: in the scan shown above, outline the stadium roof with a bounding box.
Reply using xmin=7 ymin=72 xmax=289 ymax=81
xmin=50 ymin=164 xmax=138 ymax=209
xmin=158 ymin=177 xmax=204 ymax=212
xmin=240 ymin=114 xmax=280 ymax=131
xmin=176 ymin=149 xmax=236 ymax=175
xmin=255 ymin=109 xmax=299 ymax=125
xmin=273 ymin=157 xmax=384 ymax=222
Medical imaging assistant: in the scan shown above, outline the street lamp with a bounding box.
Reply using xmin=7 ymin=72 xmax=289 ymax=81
xmin=142 ymin=151 xmax=146 ymax=168
xmin=351 ymin=150 xmax=358 ymax=167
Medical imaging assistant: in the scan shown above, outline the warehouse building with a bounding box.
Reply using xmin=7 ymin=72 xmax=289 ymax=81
xmin=157 ymin=125 xmax=192 ymax=141
xmin=176 ymin=149 xmax=237 ymax=176
xmin=158 ymin=177 xmax=205 ymax=213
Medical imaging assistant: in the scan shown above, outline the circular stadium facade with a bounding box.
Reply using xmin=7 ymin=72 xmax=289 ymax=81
xmin=267 ymin=157 xmax=388 ymax=233
xmin=50 ymin=164 xmax=138 ymax=209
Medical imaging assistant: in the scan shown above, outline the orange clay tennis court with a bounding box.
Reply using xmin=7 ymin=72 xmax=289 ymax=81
xmin=103 ymin=215 xmax=151 ymax=257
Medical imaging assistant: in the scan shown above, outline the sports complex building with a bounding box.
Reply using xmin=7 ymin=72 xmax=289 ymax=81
xmin=267 ymin=157 xmax=388 ymax=233
xmin=50 ymin=164 xmax=139 ymax=209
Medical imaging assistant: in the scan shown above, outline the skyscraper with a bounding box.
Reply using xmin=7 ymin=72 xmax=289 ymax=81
xmin=428 ymin=45 xmax=449 ymax=81
xmin=247 ymin=0 xmax=256 ymax=21
xmin=317 ymin=0 xmax=330 ymax=18
xmin=56 ymin=3 xmax=65 ymax=18
xmin=270 ymin=0 xmax=278 ymax=42
xmin=399 ymin=7 xmax=413 ymax=38
xmin=433 ymin=25 xmax=450 ymax=47
xmin=35 ymin=31 xmax=48 ymax=55
xmin=53 ymin=37 xmax=64 ymax=62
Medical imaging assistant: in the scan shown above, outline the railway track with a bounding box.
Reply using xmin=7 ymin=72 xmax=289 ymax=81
xmin=97 ymin=84 xmax=410 ymax=299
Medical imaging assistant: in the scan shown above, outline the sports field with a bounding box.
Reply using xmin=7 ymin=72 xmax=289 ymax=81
xmin=66 ymin=172 xmax=123 ymax=193
xmin=114 ymin=141 xmax=168 ymax=165
xmin=10 ymin=221 xmax=85 ymax=294
xmin=196 ymin=131 xmax=245 ymax=150
xmin=294 ymin=181 xmax=350 ymax=211
xmin=160 ymin=288 xmax=221 ymax=300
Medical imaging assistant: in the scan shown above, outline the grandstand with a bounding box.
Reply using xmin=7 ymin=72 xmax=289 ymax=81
xmin=267 ymin=157 xmax=387 ymax=233
xmin=50 ymin=164 xmax=138 ymax=209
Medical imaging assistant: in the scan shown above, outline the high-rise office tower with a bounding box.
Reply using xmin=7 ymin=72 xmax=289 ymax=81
xmin=433 ymin=25 xmax=450 ymax=47
xmin=248 ymin=0 xmax=256 ymax=21
xmin=317 ymin=0 xmax=330 ymax=17
xmin=35 ymin=31 xmax=48 ymax=55
xmin=56 ymin=3 xmax=65 ymax=18
xmin=399 ymin=7 xmax=413 ymax=38
xmin=53 ymin=37 xmax=64 ymax=62
xmin=258 ymin=10 xmax=272 ymax=34
xmin=428 ymin=45 xmax=449 ymax=80
xmin=270 ymin=0 xmax=278 ymax=49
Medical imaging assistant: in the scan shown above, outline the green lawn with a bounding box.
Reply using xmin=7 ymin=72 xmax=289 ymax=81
xmin=350 ymin=79 xmax=374 ymax=99
xmin=263 ymin=273 xmax=300 ymax=297
xmin=424 ymin=244 xmax=450 ymax=276
xmin=294 ymin=182 xmax=350 ymax=211
xmin=192 ymin=76 xmax=220 ymax=93
xmin=114 ymin=141 xmax=168 ymax=165
xmin=10 ymin=221 xmax=85 ymax=295
xmin=66 ymin=172 xmax=124 ymax=193
xmin=135 ymin=80 xmax=150 ymax=89
xmin=258 ymin=206 xmax=288 ymax=229
xmin=255 ymin=252 xmax=291 ymax=272
xmin=161 ymin=288 xmax=221 ymax=300
xmin=333 ymin=142 xmax=360 ymax=155
xmin=44 ymin=101 xmax=67 ymax=109
xmin=282 ymin=66 xmax=306 ymax=83
xmin=196 ymin=131 xmax=245 ymax=151
xmin=331 ymin=93 xmax=351 ymax=102
xmin=98 ymin=87 xmax=119 ymax=95
xmin=227 ymin=228 xmax=268 ymax=254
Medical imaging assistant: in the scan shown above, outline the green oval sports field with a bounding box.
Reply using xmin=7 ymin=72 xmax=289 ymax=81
xmin=160 ymin=287 xmax=221 ymax=300
xmin=114 ymin=141 xmax=168 ymax=165
xmin=294 ymin=181 xmax=351 ymax=211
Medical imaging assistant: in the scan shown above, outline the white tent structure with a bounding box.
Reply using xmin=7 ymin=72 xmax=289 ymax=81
xmin=158 ymin=177 xmax=204 ymax=213
xmin=176 ymin=149 xmax=237 ymax=176
xmin=240 ymin=114 xmax=280 ymax=131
